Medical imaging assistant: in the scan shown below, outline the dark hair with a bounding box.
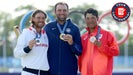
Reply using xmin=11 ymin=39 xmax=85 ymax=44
xmin=54 ymin=2 xmax=69 ymax=11
xmin=31 ymin=9 xmax=47 ymax=24
xmin=84 ymin=8 xmax=98 ymax=18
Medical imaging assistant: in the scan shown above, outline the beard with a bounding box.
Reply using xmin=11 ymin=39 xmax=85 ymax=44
xmin=57 ymin=15 xmax=67 ymax=22
xmin=34 ymin=22 xmax=44 ymax=28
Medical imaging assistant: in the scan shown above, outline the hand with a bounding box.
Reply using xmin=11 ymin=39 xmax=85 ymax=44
xmin=28 ymin=39 xmax=36 ymax=49
xmin=63 ymin=34 xmax=73 ymax=45
xmin=94 ymin=40 xmax=102 ymax=47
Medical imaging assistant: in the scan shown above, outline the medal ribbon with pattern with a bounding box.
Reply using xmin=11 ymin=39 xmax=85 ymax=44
xmin=29 ymin=26 xmax=42 ymax=44
xmin=57 ymin=21 xmax=68 ymax=40
xmin=95 ymin=26 xmax=101 ymax=40
xmin=35 ymin=32 xmax=42 ymax=44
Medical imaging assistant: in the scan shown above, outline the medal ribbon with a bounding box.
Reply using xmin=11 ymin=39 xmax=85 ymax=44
xmin=36 ymin=33 xmax=41 ymax=39
xmin=95 ymin=26 xmax=101 ymax=40
xmin=57 ymin=21 xmax=68 ymax=34
xmin=29 ymin=26 xmax=42 ymax=39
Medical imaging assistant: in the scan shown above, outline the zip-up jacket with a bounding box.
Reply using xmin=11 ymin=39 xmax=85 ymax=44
xmin=44 ymin=19 xmax=82 ymax=75
xmin=14 ymin=26 xmax=49 ymax=71
xmin=78 ymin=26 xmax=119 ymax=75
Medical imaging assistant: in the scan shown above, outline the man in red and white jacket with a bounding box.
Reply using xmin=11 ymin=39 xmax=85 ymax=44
xmin=14 ymin=9 xmax=49 ymax=75
xmin=78 ymin=8 xmax=119 ymax=75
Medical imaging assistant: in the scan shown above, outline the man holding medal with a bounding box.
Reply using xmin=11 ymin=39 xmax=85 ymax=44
xmin=14 ymin=10 xmax=49 ymax=75
xmin=44 ymin=2 xmax=82 ymax=75
xmin=78 ymin=8 xmax=119 ymax=75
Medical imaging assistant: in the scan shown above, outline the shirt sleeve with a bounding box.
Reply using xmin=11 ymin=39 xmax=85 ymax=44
xmin=14 ymin=29 xmax=30 ymax=58
xmin=70 ymin=28 xmax=82 ymax=56
xmin=98 ymin=31 xmax=119 ymax=56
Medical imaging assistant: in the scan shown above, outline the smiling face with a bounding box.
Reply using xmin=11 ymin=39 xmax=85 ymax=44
xmin=85 ymin=13 xmax=98 ymax=29
xmin=55 ymin=4 xmax=69 ymax=23
xmin=32 ymin=12 xmax=46 ymax=28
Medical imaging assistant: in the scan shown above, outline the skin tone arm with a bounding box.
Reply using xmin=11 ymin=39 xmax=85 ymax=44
xmin=28 ymin=39 xmax=36 ymax=49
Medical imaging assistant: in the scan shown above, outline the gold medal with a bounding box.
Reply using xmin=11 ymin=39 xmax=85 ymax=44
xmin=60 ymin=34 xmax=65 ymax=40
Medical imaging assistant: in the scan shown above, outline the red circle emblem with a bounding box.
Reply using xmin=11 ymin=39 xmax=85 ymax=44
xmin=111 ymin=2 xmax=130 ymax=22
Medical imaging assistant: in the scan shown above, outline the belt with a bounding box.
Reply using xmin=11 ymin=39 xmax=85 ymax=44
xmin=23 ymin=67 xmax=49 ymax=75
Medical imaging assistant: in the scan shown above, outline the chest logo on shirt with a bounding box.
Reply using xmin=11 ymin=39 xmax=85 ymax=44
xmin=35 ymin=43 xmax=48 ymax=47
xmin=51 ymin=27 xmax=56 ymax=30
xmin=66 ymin=28 xmax=71 ymax=33
xmin=83 ymin=36 xmax=88 ymax=40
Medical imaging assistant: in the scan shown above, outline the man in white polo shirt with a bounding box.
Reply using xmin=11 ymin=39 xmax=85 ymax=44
xmin=14 ymin=9 xmax=49 ymax=75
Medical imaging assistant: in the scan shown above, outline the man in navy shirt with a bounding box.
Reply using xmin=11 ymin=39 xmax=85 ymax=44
xmin=44 ymin=2 xmax=82 ymax=75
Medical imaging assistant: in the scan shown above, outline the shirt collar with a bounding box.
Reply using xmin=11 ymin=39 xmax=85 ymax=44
xmin=29 ymin=25 xmax=45 ymax=34
xmin=86 ymin=25 xmax=99 ymax=35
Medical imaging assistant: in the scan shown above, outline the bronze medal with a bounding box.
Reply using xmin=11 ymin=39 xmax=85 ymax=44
xmin=90 ymin=36 xmax=96 ymax=43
